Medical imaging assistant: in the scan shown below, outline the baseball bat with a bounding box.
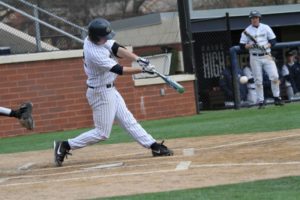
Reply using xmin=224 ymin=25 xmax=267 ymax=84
xmin=151 ymin=69 xmax=185 ymax=94
xmin=243 ymin=30 xmax=258 ymax=43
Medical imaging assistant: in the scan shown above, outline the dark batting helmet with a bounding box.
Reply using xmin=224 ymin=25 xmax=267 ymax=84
xmin=88 ymin=18 xmax=115 ymax=43
xmin=249 ymin=10 xmax=261 ymax=19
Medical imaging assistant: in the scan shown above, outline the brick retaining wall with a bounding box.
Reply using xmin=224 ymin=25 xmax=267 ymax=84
xmin=0 ymin=51 xmax=196 ymax=137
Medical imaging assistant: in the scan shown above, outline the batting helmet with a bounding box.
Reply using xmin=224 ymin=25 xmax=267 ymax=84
xmin=249 ymin=10 xmax=261 ymax=19
xmin=88 ymin=18 xmax=115 ymax=43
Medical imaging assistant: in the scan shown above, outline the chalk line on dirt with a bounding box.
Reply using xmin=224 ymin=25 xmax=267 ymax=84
xmin=190 ymin=161 xmax=300 ymax=168
xmin=0 ymin=168 xmax=176 ymax=187
xmin=196 ymin=134 xmax=300 ymax=151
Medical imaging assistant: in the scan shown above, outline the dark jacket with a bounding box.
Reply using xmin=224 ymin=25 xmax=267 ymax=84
xmin=289 ymin=62 xmax=300 ymax=93
xmin=219 ymin=67 xmax=247 ymax=101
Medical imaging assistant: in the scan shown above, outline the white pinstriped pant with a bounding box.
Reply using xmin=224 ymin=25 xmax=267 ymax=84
xmin=68 ymin=86 xmax=156 ymax=149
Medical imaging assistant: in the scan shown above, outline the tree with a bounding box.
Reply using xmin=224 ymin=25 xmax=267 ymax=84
xmin=133 ymin=0 xmax=146 ymax=14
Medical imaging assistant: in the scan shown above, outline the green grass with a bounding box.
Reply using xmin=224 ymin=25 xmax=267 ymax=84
xmin=1 ymin=103 xmax=300 ymax=200
xmin=1 ymin=102 xmax=300 ymax=154
xmin=95 ymin=176 xmax=300 ymax=200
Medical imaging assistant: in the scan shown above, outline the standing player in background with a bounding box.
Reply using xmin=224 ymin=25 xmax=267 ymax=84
xmin=289 ymin=50 xmax=300 ymax=95
xmin=280 ymin=50 xmax=298 ymax=100
xmin=239 ymin=10 xmax=284 ymax=109
xmin=54 ymin=18 xmax=173 ymax=167
xmin=0 ymin=102 xmax=34 ymax=130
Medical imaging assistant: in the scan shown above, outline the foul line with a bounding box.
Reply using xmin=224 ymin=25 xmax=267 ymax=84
xmin=196 ymin=134 xmax=300 ymax=151
xmin=190 ymin=161 xmax=300 ymax=168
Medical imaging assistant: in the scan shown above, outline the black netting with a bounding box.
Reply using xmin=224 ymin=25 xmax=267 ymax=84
xmin=193 ymin=17 xmax=232 ymax=110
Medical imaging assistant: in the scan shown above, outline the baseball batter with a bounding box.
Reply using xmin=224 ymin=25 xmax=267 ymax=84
xmin=54 ymin=18 xmax=173 ymax=167
xmin=240 ymin=10 xmax=284 ymax=109
xmin=0 ymin=102 xmax=34 ymax=130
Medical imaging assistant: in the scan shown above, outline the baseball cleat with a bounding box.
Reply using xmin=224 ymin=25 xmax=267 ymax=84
xmin=258 ymin=102 xmax=265 ymax=109
xmin=274 ymin=97 xmax=284 ymax=106
xmin=54 ymin=141 xmax=71 ymax=167
xmin=18 ymin=102 xmax=35 ymax=130
xmin=151 ymin=140 xmax=174 ymax=157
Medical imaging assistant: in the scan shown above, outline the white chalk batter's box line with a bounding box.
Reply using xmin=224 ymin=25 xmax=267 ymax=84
xmin=12 ymin=156 xmax=182 ymax=173
xmin=1 ymin=161 xmax=300 ymax=187
xmin=1 ymin=161 xmax=180 ymax=181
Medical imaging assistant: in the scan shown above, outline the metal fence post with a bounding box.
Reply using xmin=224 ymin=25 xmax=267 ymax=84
xmin=33 ymin=4 xmax=42 ymax=52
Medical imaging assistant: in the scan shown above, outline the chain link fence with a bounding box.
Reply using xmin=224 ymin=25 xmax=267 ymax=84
xmin=0 ymin=0 xmax=87 ymax=55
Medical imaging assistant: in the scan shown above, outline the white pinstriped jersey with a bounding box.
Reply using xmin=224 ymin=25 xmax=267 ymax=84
xmin=240 ymin=23 xmax=276 ymax=54
xmin=83 ymin=38 xmax=118 ymax=87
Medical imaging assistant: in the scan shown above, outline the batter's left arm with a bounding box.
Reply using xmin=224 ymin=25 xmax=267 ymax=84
xmin=110 ymin=42 xmax=153 ymax=75
xmin=116 ymin=45 xmax=139 ymax=61
xmin=266 ymin=26 xmax=277 ymax=48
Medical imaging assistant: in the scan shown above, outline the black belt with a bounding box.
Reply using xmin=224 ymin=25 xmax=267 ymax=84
xmin=252 ymin=53 xmax=269 ymax=56
xmin=87 ymin=83 xmax=114 ymax=89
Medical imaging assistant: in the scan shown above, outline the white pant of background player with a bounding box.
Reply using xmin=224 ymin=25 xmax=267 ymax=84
xmin=68 ymin=86 xmax=156 ymax=149
xmin=243 ymin=66 xmax=257 ymax=104
xmin=250 ymin=54 xmax=280 ymax=103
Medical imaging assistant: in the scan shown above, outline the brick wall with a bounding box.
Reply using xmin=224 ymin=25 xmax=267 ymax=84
xmin=0 ymin=52 xmax=196 ymax=137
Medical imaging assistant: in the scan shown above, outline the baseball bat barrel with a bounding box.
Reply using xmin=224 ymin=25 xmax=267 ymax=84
xmin=152 ymin=70 xmax=185 ymax=94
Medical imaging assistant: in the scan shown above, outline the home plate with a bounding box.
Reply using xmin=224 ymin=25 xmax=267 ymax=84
xmin=82 ymin=162 xmax=124 ymax=171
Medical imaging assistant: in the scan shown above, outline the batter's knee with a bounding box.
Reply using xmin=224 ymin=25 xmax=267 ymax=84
xmin=271 ymin=79 xmax=280 ymax=85
xmin=269 ymin=74 xmax=279 ymax=81
xmin=94 ymin=128 xmax=109 ymax=141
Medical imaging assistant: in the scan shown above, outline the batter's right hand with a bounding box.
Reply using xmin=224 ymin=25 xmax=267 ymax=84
xmin=142 ymin=64 xmax=156 ymax=74
xmin=137 ymin=57 xmax=150 ymax=67
xmin=252 ymin=44 xmax=260 ymax=49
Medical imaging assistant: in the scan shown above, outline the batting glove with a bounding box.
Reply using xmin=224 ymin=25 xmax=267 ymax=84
xmin=137 ymin=57 xmax=150 ymax=67
xmin=252 ymin=44 xmax=260 ymax=49
xmin=142 ymin=64 xmax=156 ymax=74
xmin=262 ymin=44 xmax=270 ymax=50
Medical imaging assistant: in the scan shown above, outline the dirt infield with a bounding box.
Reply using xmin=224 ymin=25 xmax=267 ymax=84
xmin=1 ymin=130 xmax=300 ymax=200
